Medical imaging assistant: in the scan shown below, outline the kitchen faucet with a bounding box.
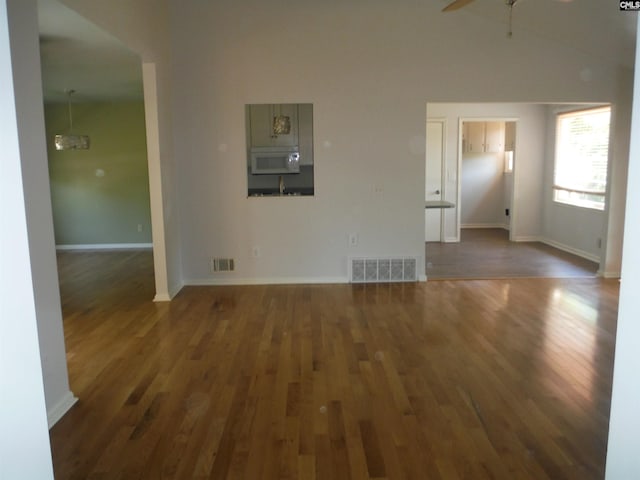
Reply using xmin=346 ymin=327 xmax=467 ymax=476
xmin=279 ymin=175 xmax=284 ymax=195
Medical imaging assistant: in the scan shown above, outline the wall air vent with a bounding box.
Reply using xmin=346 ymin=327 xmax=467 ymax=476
xmin=349 ymin=257 xmax=418 ymax=283
xmin=210 ymin=257 xmax=235 ymax=273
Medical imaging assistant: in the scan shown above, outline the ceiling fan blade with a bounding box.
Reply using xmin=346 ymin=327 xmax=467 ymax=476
xmin=442 ymin=0 xmax=477 ymax=12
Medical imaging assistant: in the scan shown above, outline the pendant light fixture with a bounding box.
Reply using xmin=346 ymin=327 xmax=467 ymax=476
xmin=54 ymin=89 xmax=90 ymax=150
xmin=272 ymin=104 xmax=291 ymax=136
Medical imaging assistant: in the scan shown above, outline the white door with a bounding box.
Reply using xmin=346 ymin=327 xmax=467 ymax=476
xmin=425 ymin=120 xmax=444 ymax=242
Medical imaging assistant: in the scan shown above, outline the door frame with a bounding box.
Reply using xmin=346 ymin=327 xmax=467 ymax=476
xmin=142 ymin=63 xmax=170 ymax=301
xmin=426 ymin=117 xmax=447 ymax=242
xmin=456 ymin=116 xmax=518 ymax=242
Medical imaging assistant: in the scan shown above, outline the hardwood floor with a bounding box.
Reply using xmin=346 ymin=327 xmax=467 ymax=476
xmin=51 ymin=250 xmax=618 ymax=479
xmin=426 ymin=229 xmax=600 ymax=280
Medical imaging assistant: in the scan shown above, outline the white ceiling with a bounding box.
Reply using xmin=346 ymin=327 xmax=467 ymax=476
xmin=454 ymin=0 xmax=637 ymax=69
xmin=37 ymin=0 xmax=637 ymax=103
xmin=38 ymin=0 xmax=143 ymax=103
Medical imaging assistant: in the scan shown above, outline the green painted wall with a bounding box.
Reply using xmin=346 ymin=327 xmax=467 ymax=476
xmin=45 ymin=102 xmax=152 ymax=246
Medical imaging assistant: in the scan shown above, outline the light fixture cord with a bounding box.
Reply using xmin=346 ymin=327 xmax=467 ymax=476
xmin=66 ymin=89 xmax=75 ymax=133
xmin=507 ymin=1 xmax=514 ymax=38
xmin=68 ymin=97 xmax=73 ymax=132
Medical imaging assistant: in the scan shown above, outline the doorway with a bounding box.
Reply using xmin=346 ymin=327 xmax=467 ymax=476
xmin=39 ymin=1 xmax=170 ymax=301
xmin=458 ymin=118 xmax=517 ymax=241
xmin=425 ymin=102 xmax=619 ymax=280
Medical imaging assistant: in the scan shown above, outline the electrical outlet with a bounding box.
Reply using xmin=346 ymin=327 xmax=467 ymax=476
xmin=137 ymin=223 xmax=143 ymax=232
xmin=349 ymin=233 xmax=358 ymax=247
xmin=252 ymin=246 xmax=261 ymax=258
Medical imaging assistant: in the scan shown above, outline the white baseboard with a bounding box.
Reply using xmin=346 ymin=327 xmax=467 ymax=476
xmin=48 ymin=391 xmax=78 ymax=428
xmin=511 ymin=235 xmax=542 ymax=242
xmin=540 ymin=238 xmax=600 ymax=263
xmin=601 ymin=270 xmax=621 ymax=279
xmin=56 ymin=243 xmax=153 ymax=251
xmin=461 ymin=223 xmax=509 ymax=230
xmin=510 ymin=236 xmax=600 ymax=263
xmin=443 ymin=237 xmax=459 ymax=243
xmin=153 ymin=292 xmax=172 ymax=302
xmin=154 ymin=282 xmax=183 ymax=302
xmin=153 ymin=283 xmax=184 ymax=302
xmin=186 ymin=276 xmax=349 ymax=286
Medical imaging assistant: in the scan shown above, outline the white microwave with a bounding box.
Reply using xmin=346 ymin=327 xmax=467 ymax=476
xmin=250 ymin=147 xmax=300 ymax=175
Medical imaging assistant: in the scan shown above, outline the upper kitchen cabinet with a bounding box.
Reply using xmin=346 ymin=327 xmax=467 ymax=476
xmin=463 ymin=121 xmax=505 ymax=153
xmin=463 ymin=122 xmax=485 ymax=153
xmin=248 ymin=104 xmax=299 ymax=148
xmin=504 ymin=121 xmax=516 ymax=151
xmin=484 ymin=122 xmax=504 ymax=153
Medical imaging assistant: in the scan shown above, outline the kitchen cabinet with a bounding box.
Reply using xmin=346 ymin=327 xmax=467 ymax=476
xmin=249 ymin=104 xmax=299 ymax=148
xmin=463 ymin=122 xmax=485 ymax=153
xmin=504 ymin=121 xmax=516 ymax=151
xmin=463 ymin=121 xmax=505 ymax=153
xmin=484 ymin=122 xmax=504 ymax=153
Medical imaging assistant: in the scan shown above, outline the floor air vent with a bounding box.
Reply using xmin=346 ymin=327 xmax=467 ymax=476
xmin=349 ymin=257 xmax=417 ymax=283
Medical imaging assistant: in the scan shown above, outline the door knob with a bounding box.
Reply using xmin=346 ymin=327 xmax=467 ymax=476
xmin=435 ymin=190 xmax=440 ymax=195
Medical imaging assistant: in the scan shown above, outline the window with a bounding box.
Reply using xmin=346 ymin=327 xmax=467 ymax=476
xmin=504 ymin=150 xmax=514 ymax=173
xmin=553 ymin=106 xmax=611 ymax=210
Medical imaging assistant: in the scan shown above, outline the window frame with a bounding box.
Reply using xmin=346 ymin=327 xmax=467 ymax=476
xmin=552 ymin=105 xmax=611 ymax=211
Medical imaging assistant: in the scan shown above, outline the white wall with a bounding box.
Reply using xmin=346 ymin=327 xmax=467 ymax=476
xmin=56 ymin=0 xmax=632 ymax=285
xmin=603 ymin=74 xmax=633 ymax=278
xmin=7 ymin=0 xmax=75 ymax=428
xmin=1 ymin=0 xmax=56 ymax=476
xmin=45 ymin=101 xmax=153 ymax=247
xmin=605 ymin=18 xmax=640 ymax=479
xmin=540 ymin=83 xmax=633 ymax=276
xmin=504 ymin=170 xmax=513 ymax=227
xmin=168 ymin=0 xmax=631 ymax=284
xmin=541 ymin=105 xmax=607 ymax=264
xmin=461 ymin=151 xmax=507 ymax=227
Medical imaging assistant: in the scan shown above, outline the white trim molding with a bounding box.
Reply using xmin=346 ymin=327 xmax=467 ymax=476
xmin=56 ymin=243 xmax=153 ymax=251
xmin=153 ymin=292 xmax=172 ymax=302
xmin=461 ymin=223 xmax=509 ymax=230
xmin=540 ymin=237 xmax=600 ymax=263
xmin=47 ymin=391 xmax=78 ymax=428
xmin=511 ymin=235 xmax=542 ymax=243
xmin=153 ymin=282 xmax=183 ymax=302
xmin=185 ymin=276 xmax=349 ymax=286
xmin=510 ymin=235 xmax=601 ymax=263
xmin=601 ymin=270 xmax=622 ymax=279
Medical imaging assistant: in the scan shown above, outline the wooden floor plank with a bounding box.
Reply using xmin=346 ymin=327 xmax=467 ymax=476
xmin=426 ymin=228 xmax=599 ymax=279
xmin=51 ymin=250 xmax=618 ymax=479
